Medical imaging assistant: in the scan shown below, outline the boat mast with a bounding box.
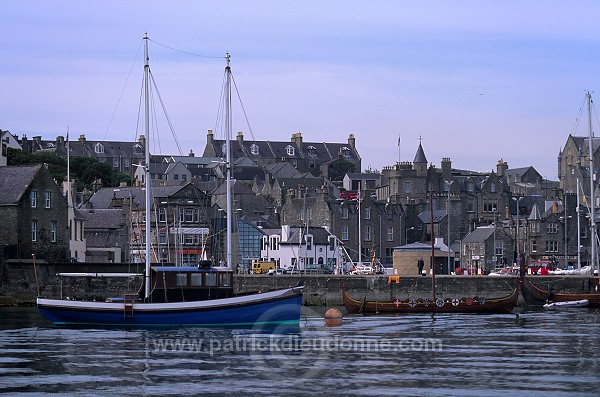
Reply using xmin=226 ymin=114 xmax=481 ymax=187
xmin=429 ymin=187 xmax=436 ymax=300
xmin=144 ymin=33 xmax=152 ymax=298
xmin=225 ymin=53 xmax=233 ymax=270
xmin=587 ymin=91 xmax=596 ymax=273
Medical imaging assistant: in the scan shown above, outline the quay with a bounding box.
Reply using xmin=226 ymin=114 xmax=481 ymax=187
xmin=1 ymin=260 xmax=599 ymax=306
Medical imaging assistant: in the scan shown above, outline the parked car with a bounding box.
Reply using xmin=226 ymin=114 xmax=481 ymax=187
xmin=267 ymin=268 xmax=286 ymax=275
xmin=350 ymin=265 xmax=374 ymax=275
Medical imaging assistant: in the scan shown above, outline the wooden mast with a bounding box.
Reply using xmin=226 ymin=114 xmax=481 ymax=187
xmin=430 ymin=186 xmax=436 ymax=300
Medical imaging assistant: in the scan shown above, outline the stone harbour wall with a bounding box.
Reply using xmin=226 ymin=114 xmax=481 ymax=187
xmin=2 ymin=260 xmax=599 ymax=306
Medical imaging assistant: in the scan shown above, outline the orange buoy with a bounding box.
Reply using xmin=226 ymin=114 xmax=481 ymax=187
xmin=324 ymin=308 xmax=343 ymax=326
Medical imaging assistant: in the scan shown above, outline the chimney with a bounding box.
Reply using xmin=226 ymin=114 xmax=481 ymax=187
xmin=348 ymin=133 xmax=356 ymax=148
xmin=441 ymin=157 xmax=451 ymax=179
xmin=206 ymin=129 xmax=214 ymax=144
xmin=79 ymin=134 xmax=86 ymax=142
xmin=291 ymin=132 xmax=303 ymax=148
xmin=497 ymin=159 xmax=508 ymax=177
xmin=189 ymin=149 xmax=195 ymax=157
xmin=237 ymin=131 xmax=244 ymax=144
xmin=56 ymin=136 xmax=65 ymax=146
xmin=138 ymin=134 xmax=145 ymax=147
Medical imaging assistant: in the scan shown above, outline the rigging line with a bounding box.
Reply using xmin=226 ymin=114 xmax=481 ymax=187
xmin=213 ymin=68 xmax=229 ymax=140
xmin=231 ymin=73 xmax=256 ymax=142
xmin=149 ymin=71 xmax=184 ymax=156
xmin=105 ymin=38 xmax=144 ymax=140
xmin=570 ymin=96 xmax=585 ymax=136
xmin=147 ymin=38 xmax=225 ymax=59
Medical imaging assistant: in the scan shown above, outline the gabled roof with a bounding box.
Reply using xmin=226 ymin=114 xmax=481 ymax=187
xmin=87 ymin=184 xmax=198 ymax=209
xmin=0 ymin=164 xmax=41 ymax=205
xmin=82 ymin=208 xmax=124 ymax=229
xmin=528 ymin=202 xmax=542 ymax=221
xmin=461 ymin=226 xmax=495 ymax=243
xmin=418 ymin=210 xmax=447 ymax=224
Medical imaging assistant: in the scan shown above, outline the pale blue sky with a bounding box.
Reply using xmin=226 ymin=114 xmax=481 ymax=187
xmin=2 ymin=1 xmax=600 ymax=179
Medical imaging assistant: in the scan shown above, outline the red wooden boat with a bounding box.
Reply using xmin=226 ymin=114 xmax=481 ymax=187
xmin=520 ymin=276 xmax=600 ymax=307
xmin=341 ymin=282 xmax=519 ymax=314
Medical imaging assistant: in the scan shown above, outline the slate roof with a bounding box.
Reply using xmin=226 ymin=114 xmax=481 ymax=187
xmin=81 ymin=209 xmax=124 ymax=229
xmin=87 ymin=185 xmax=188 ymax=209
xmin=418 ymin=210 xmax=447 ymax=224
xmin=0 ymin=165 xmax=40 ymax=205
xmin=461 ymin=226 xmax=495 ymax=243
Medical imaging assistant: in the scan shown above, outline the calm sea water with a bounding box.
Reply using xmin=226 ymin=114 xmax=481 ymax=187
xmin=1 ymin=306 xmax=599 ymax=396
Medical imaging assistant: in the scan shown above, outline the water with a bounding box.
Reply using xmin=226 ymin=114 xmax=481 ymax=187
xmin=1 ymin=306 xmax=600 ymax=396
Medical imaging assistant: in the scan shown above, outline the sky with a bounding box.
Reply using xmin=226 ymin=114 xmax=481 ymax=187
xmin=2 ymin=1 xmax=600 ymax=180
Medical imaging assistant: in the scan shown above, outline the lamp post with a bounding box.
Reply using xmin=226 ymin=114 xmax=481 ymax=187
xmin=512 ymin=196 xmax=525 ymax=264
xmin=446 ymin=180 xmax=454 ymax=273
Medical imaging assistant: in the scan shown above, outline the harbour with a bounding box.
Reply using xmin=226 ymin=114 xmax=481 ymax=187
xmin=1 ymin=306 xmax=600 ymax=396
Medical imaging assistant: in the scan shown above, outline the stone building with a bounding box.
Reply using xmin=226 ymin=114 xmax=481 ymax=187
xmin=461 ymin=225 xmax=514 ymax=273
xmin=0 ymin=164 xmax=69 ymax=262
xmin=202 ymin=130 xmax=361 ymax=180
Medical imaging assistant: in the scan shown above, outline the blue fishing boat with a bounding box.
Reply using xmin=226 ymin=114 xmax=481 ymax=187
xmin=37 ymin=34 xmax=304 ymax=328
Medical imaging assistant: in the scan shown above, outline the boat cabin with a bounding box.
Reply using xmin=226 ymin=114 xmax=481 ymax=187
xmin=146 ymin=260 xmax=234 ymax=303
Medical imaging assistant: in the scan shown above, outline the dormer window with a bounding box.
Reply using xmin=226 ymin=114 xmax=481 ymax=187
xmin=250 ymin=144 xmax=259 ymax=155
xmin=133 ymin=143 xmax=143 ymax=154
xmin=341 ymin=146 xmax=351 ymax=158
xmin=285 ymin=145 xmax=295 ymax=156
xmin=221 ymin=143 xmax=228 ymax=155
xmin=94 ymin=143 xmax=104 ymax=154
xmin=306 ymin=145 xmax=317 ymax=157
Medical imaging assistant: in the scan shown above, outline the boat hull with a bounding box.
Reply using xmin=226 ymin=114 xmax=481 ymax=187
xmin=38 ymin=287 xmax=303 ymax=328
xmin=341 ymin=283 xmax=519 ymax=314
xmin=520 ymin=277 xmax=600 ymax=307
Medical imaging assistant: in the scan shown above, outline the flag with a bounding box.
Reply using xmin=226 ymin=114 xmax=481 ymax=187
xmin=397 ymin=134 xmax=401 ymax=146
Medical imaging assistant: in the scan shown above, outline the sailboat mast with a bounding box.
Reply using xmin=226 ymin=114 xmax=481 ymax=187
xmin=143 ymin=33 xmax=152 ymax=298
xmin=225 ymin=53 xmax=233 ymax=270
xmin=587 ymin=92 xmax=596 ymax=272
xmin=429 ymin=187 xmax=436 ymax=300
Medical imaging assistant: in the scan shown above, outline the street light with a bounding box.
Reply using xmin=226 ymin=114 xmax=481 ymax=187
xmin=512 ymin=196 xmax=525 ymax=264
xmin=446 ymin=180 xmax=454 ymax=273
xmin=493 ymin=208 xmax=498 ymax=267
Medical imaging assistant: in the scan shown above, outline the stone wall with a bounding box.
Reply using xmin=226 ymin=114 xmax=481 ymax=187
xmin=2 ymin=260 xmax=599 ymax=307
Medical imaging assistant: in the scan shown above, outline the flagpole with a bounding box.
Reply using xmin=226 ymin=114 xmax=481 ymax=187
xmin=397 ymin=134 xmax=401 ymax=163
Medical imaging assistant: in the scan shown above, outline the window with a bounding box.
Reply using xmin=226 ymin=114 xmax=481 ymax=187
xmin=365 ymin=207 xmax=371 ymax=220
xmin=387 ymin=227 xmax=394 ymax=241
xmin=270 ymin=236 xmax=280 ymax=251
xmin=190 ymin=273 xmax=203 ymax=286
xmin=174 ymin=174 xmax=179 ymax=180
xmin=342 ymin=207 xmax=349 ymax=219
xmin=306 ymin=146 xmax=317 ymax=157
xmin=467 ymin=183 xmax=475 ymax=192
xmin=159 ymin=208 xmax=167 ymax=222
xmin=364 ymin=225 xmax=371 ymax=241
xmin=182 ymin=174 xmax=187 ymax=181
xmin=124 ymin=159 xmax=130 ymax=169
xmin=159 ymin=231 xmax=166 ymax=244
xmin=45 ymin=191 xmax=51 ymax=209
xmin=31 ymin=220 xmax=37 ymax=242
xmin=531 ymin=239 xmax=537 ymax=253
xmin=261 ymin=236 xmax=269 ymax=251
xmin=30 ymin=190 xmax=37 ymax=208
xmin=490 ymin=182 xmax=497 ymax=193
xmin=547 ymin=223 xmax=558 ymax=234
xmin=545 ymin=240 xmax=559 ymax=253
xmin=250 ymin=144 xmax=259 ymax=155
xmin=328 ymin=236 xmax=336 ymax=250
xmin=51 ymin=221 xmax=57 ymax=243
xmin=494 ymin=241 xmax=503 ymax=258
xmin=113 ymin=158 xmax=119 ymax=168
xmin=305 ymin=235 xmax=313 ymax=250
xmin=341 ymin=146 xmax=351 ymax=158
xmin=467 ymin=198 xmax=475 ymax=213
xmin=342 ymin=225 xmax=349 ymax=241
xmin=175 ymin=273 xmax=187 ymax=286
xmin=205 ymin=273 xmax=217 ymax=287
xmin=94 ymin=143 xmax=104 ymax=153
xmin=404 ymin=181 xmax=411 ymax=194
xmin=285 ymin=145 xmax=295 ymax=156
xmin=221 ymin=143 xmax=228 ymax=155
xmin=483 ymin=199 xmax=498 ymax=212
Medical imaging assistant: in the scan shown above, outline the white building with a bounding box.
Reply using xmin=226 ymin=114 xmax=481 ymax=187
xmin=260 ymin=225 xmax=341 ymax=273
